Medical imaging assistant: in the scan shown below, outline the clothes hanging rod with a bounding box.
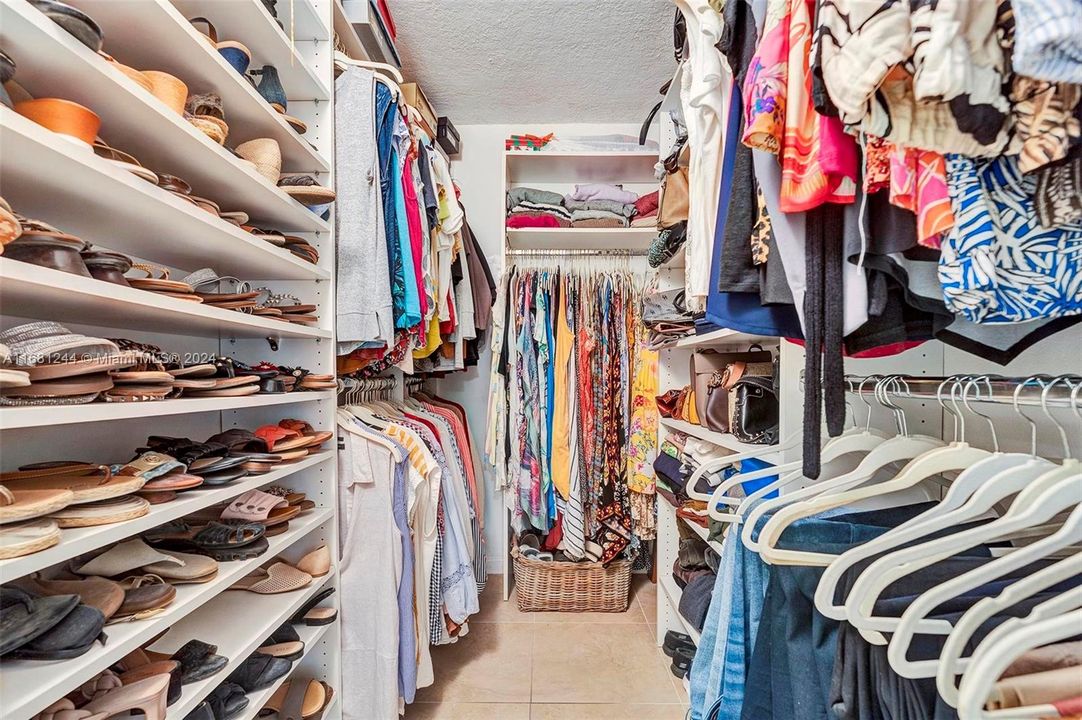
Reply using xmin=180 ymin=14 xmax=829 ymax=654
xmin=506 ymin=248 xmax=648 ymax=257
xmin=842 ymin=374 xmax=1082 ymax=408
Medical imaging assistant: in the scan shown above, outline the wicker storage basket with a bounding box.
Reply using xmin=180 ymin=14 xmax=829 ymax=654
xmin=511 ymin=546 xmax=632 ymax=613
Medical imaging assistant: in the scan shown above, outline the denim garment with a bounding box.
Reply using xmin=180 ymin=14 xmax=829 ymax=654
xmin=739 ymin=503 xmax=947 ymax=720
xmin=374 ymin=83 xmax=407 ymax=327
xmin=689 ymin=500 xmax=771 ymax=720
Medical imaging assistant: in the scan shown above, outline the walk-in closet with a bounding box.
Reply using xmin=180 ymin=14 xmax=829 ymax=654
xmin=1 ymin=1 xmax=1080 ymax=719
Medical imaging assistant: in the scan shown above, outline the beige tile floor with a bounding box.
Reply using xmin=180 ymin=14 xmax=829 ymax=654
xmin=405 ymin=575 xmax=690 ymax=720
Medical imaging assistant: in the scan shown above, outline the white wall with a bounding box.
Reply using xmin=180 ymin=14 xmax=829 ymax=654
xmin=440 ymin=122 xmax=647 ymax=573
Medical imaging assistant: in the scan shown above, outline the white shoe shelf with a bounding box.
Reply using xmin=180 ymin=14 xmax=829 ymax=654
xmin=0 ymin=1 xmax=342 ymax=717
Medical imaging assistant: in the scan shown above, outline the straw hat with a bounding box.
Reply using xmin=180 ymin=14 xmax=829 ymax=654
xmin=188 ymin=114 xmax=228 ymax=144
xmin=235 ymin=138 xmax=282 ymax=184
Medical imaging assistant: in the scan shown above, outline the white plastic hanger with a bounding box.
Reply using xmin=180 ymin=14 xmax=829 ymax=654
xmin=814 ymin=376 xmax=1003 ymax=618
xmin=685 ymin=430 xmax=802 ymax=504
xmin=936 ymin=552 xmax=1082 ymax=707
xmin=887 ymin=500 xmax=1082 ymax=678
xmin=757 ymin=377 xmax=945 ymax=565
xmin=333 ymin=49 xmax=404 ymax=83
xmin=956 ymin=607 xmax=1082 ymax=719
xmin=845 ymin=378 xmax=1078 ymax=643
xmin=739 ymin=378 xmax=894 ymax=550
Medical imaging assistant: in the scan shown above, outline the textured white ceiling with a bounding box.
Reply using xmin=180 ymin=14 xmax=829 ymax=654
xmin=390 ymin=0 xmax=674 ymax=124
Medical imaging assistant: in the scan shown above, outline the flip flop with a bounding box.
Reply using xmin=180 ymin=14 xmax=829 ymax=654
xmin=229 ymin=561 xmax=312 ymax=594
xmin=15 ymin=574 xmax=124 ymax=620
xmin=49 ymin=495 xmax=150 ymax=528
xmin=184 ymin=385 xmax=261 ymax=397
xmin=75 ymin=537 xmax=183 ymax=577
xmin=0 ymin=518 xmax=60 ymax=559
xmin=256 ymin=623 xmax=303 ymax=660
xmin=142 ymin=549 xmax=218 ymax=584
xmin=138 ymin=472 xmax=204 ymax=492
xmin=0 ymin=483 xmax=74 ymax=525
xmin=0 ymin=587 xmax=79 ymax=656
xmin=2 ymin=463 xmax=144 ymax=504
xmin=4 ymin=601 xmax=105 ymax=660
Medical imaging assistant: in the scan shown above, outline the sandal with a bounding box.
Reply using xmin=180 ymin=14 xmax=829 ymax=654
xmin=261 ymin=679 xmax=333 ymax=720
xmin=0 ymin=483 xmax=74 ymax=525
xmin=2 ymin=463 xmax=144 ymax=504
xmin=123 ymin=638 xmax=226 ymax=685
xmin=36 ymin=674 xmax=169 ymax=720
xmin=0 ymin=323 xmax=135 ymax=381
xmin=145 ymin=519 xmax=264 ymax=552
xmin=126 ymin=263 xmax=201 ymax=300
xmin=252 ymin=425 xmax=312 ymax=452
xmin=205 ymin=681 xmax=249 ymax=720
xmin=221 ymin=489 xmax=301 ymax=526
xmin=290 ymin=587 xmax=337 ymax=626
xmin=229 ymin=561 xmax=312 ymax=594
xmin=0 ymin=587 xmax=80 ymax=656
xmin=142 ymin=549 xmax=218 ymax=584
xmin=115 ymin=575 xmax=176 ymax=618
xmin=226 ymin=651 xmax=292 ymax=692
xmin=277 ymin=419 xmax=333 ymax=449
xmin=48 ymin=495 xmax=150 ymax=528
xmin=256 ymin=623 xmax=303 ymax=661
xmin=75 ymin=538 xmax=184 ymax=577
xmin=0 ymin=518 xmax=60 ymax=559
xmin=14 ymin=574 xmax=124 ymax=620
xmin=4 ymin=595 xmax=106 ymax=660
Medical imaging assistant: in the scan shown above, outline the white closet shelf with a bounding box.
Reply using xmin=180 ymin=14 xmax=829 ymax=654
xmin=232 ymin=622 xmax=334 ymax=720
xmin=0 ymin=260 xmax=330 ymax=342
xmin=0 ymin=452 xmax=334 ymax=581
xmin=659 ymin=574 xmax=702 ymax=646
xmin=332 ymin=0 xmax=369 ymax=61
xmin=506 ymin=227 xmax=656 ymax=251
xmin=660 ymin=418 xmax=781 ymax=456
xmin=162 ymin=574 xmax=336 ymax=719
xmin=171 ymin=0 xmax=331 ymax=101
xmin=0 ymin=110 xmax=329 ymax=281
xmin=0 ymin=508 xmax=332 ymax=720
xmin=675 ymin=328 xmax=781 ymax=349
xmin=505 ymin=149 xmax=659 ymax=184
xmin=337 ymin=0 xmax=401 ymax=67
xmin=661 ymin=245 xmax=686 ymax=270
xmin=0 ymin=391 xmax=335 ymax=431
xmin=1 ymin=1 xmax=331 ymax=227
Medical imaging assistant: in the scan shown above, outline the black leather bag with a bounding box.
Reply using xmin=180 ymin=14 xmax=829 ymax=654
xmin=730 ymin=375 xmax=779 ymax=445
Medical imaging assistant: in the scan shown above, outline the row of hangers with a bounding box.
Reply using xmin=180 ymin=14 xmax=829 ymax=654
xmin=686 ymin=373 xmax=1082 ymax=719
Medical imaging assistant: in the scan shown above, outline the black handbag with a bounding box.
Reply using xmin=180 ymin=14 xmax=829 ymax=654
xmin=730 ymin=375 xmax=779 ymax=445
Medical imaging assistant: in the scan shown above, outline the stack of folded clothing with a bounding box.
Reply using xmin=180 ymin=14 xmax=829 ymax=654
xmin=565 ymin=183 xmax=639 ymax=228
xmin=506 ymin=187 xmax=572 ymax=228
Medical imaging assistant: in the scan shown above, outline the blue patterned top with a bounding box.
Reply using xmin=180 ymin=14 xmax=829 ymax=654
xmin=938 ymin=153 xmax=1082 ymax=324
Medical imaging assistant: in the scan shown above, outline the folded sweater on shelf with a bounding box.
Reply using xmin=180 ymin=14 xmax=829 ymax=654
xmin=564 ymin=198 xmax=637 ymax=217
xmin=565 ymin=183 xmax=639 ymax=204
xmin=508 ymin=212 xmax=570 ymax=229
xmin=510 ymin=200 xmax=572 ymax=220
xmin=506 ymin=186 xmax=565 ymax=209
xmin=570 ymin=208 xmax=629 ymax=228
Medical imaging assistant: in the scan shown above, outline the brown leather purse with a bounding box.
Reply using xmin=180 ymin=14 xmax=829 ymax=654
xmin=690 ymin=345 xmax=772 ymax=433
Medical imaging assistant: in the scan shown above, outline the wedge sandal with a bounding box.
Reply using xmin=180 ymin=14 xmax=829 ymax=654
xmin=229 ymin=561 xmax=312 ymax=594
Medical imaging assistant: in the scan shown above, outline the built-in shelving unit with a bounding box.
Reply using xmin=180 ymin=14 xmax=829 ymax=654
xmin=0 ymin=1 xmax=340 ymax=717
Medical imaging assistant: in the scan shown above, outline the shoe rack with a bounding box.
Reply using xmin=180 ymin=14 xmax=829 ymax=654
xmin=0 ymin=0 xmax=341 ymax=717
